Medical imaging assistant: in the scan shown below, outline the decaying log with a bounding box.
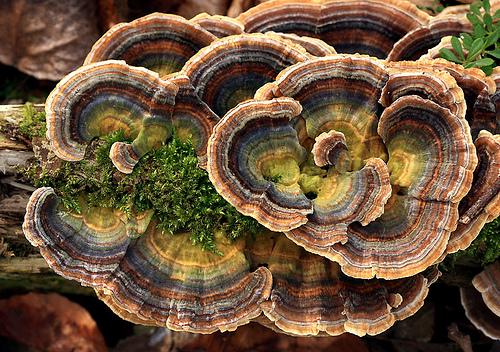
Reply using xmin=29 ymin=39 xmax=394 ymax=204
xmin=0 ymin=104 xmax=92 ymax=294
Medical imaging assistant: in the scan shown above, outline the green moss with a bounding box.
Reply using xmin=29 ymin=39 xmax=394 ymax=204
xmin=22 ymin=128 xmax=263 ymax=253
xmin=464 ymin=217 xmax=500 ymax=265
xmin=18 ymin=102 xmax=47 ymax=139
xmin=441 ymin=217 xmax=500 ymax=271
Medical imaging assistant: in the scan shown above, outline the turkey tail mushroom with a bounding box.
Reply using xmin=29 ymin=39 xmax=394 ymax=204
xmin=23 ymin=188 xmax=273 ymax=333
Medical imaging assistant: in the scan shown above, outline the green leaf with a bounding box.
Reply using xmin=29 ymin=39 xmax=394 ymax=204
xmin=472 ymin=23 xmax=486 ymax=38
xmin=440 ymin=48 xmax=462 ymax=63
xmin=484 ymin=0 xmax=491 ymax=13
xmin=467 ymin=13 xmax=482 ymax=27
xmin=470 ymin=2 xmax=482 ymax=16
xmin=461 ymin=33 xmax=473 ymax=49
xmin=485 ymin=30 xmax=499 ymax=48
xmin=487 ymin=47 xmax=500 ymax=58
xmin=467 ymin=37 xmax=485 ymax=60
xmin=481 ymin=65 xmax=493 ymax=75
xmin=484 ymin=13 xmax=493 ymax=31
xmin=494 ymin=9 xmax=500 ymax=19
xmin=451 ymin=36 xmax=465 ymax=60
xmin=470 ymin=57 xmax=495 ymax=67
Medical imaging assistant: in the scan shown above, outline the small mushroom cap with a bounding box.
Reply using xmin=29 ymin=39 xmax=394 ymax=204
xmin=473 ymin=261 xmax=500 ymax=317
xmin=264 ymin=32 xmax=337 ymax=57
xmin=391 ymin=59 xmax=497 ymax=138
xmin=461 ymin=287 xmax=500 ymax=340
xmin=190 ymin=13 xmax=245 ymax=38
xmin=382 ymin=61 xmax=467 ymax=118
xmin=207 ymin=97 xmax=313 ymax=232
xmin=267 ymin=55 xmax=390 ymax=170
xmin=443 ymin=131 xmax=500 ymax=257
xmin=237 ymin=0 xmax=430 ymax=58
xmin=45 ymin=60 xmax=178 ymax=174
xmin=311 ymin=130 xmax=349 ymax=168
xmin=23 ymin=188 xmax=273 ymax=333
xmin=387 ymin=16 xmax=471 ymax=61
xmin=248 ymin=233 xmax=436 ymax=336
xmin=85 ymin=13 xmax=217 ymax=76
xmin=166 ymin=73 xmax=220 ymax=169
xmin=286 ymin=157 xmax=392 ymax=256
xmin=181 ymin=33 xmax=310 ymax=117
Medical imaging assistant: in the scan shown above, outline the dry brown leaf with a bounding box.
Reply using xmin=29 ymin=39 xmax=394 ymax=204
xmin=0 ymin=0 xmax=100 ymax=80
xmin=0 ymin=292 xmax=107 ymax=352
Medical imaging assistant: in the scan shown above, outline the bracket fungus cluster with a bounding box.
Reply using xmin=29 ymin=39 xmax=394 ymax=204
xmin=22 ymin=0 xmax=500 ymax=339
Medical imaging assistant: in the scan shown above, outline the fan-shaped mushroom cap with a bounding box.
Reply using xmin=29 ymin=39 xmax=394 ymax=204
xmin=209 ymin=55 xmax=477 ymax=279
xmin=461 ymin=261 xmax=500 ymax=340
xmin=247 ymin=233 xmax=437 ymax=336
xmin=461 ymin=286 xmax=500 ymax=340
xmin=166 ymin=73 xmax=220 ymax=168
xmin=180 ymin=33 xmax=310 ymax=117
xmin=237 ymin=0 xmax=430 ymax=58
xmin=311 ymin=130 xmax=349 ymax=168
xmin=473 ymin=261 xmax=500 ymax=316
xmin=84 ymin=14 xmax=217 ymax=76
xmin=387 ymin=16 xmax=471 ymax=61
xmin=23 ymin=187 xmax=273 ymax=333
xmin=264 ymin=32 xmax=337 ymax=57
xmin=381 ymin=62 xmax=467 ymax=118
xmin=208 ymin=98 xmax=313 ymax=232
xmin=262 ymin=55 xmax=390 ymax=170
xmin=190 ymin=13 xmax=245 ymax=38
xmin=286 ymin=158 xmax=392 ymax=256
xmin=391 ymin=59 xmax=497 ymax=138
xmin=420 ymin=36 xmax=454 ymax=60
xmin=45 ymin=60 xmax=179 ymax=174
xmin=443 ymin=131 xmax=500 ymax=257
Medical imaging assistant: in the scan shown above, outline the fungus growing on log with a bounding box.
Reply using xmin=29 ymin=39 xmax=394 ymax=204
xmin=247 ymin=233 xmax=439 ymax=336
xmin=180 ymin=33 xmax=310 ymax=117
xmin=208 ymin=55 xmax=477 ymax=279
xmin=387 ymin=16 xmax=471 ymax=61
xmin=461 ymin=261 xmax=500 ymax=340
xmin=23 ymin=187 xmax=273 ymax=333
xmin=237 ymin=0 xmax=430 ymax=58
xmin=45 ymin=60 xmax=179 ymax=174
xmin=84 ymin=13 xmax=217 ymax=76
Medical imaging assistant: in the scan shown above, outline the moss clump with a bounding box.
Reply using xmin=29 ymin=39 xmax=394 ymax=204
xmin=22 ymin=129 xmax=263 ymax=253
xmin=440 ymin=217 xmax=500 ymax=272
xmin=462 ymin=218 xmax=500 ymax=265
xmin=18 ymin=103 xmax=47 ymax=139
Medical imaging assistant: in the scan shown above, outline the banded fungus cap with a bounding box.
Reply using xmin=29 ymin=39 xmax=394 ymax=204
xmin=440 ymin=130 xmax=500 ymax=258
xmin=387 ymin=16 xmax=472 ymax=61
xmin=237 ymin=0 xmax=430 ymax=58
xmin=23 ymin=188 xmax=272 ymax=333
xmin=208 ymin=55 xmax=477 ymax=279
xmin=461 ymin=261 xmax=500 ymax=340
xmin=45 ymin=60 xmax=179 ymax=174
xmin=247 ymin=233 xmax=439 ymax=336
xmin=264 ymin=32 xmax=337 ymax=57
xmin=392 ymin=59 xmax=497 ymax=138
xmin=84 ymin=13 xmax=217 ymax=76
xmin=190 ymin=13 xmax=245 ymax=38
xmin=180 ymin=33 xmax=310 ymax=118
